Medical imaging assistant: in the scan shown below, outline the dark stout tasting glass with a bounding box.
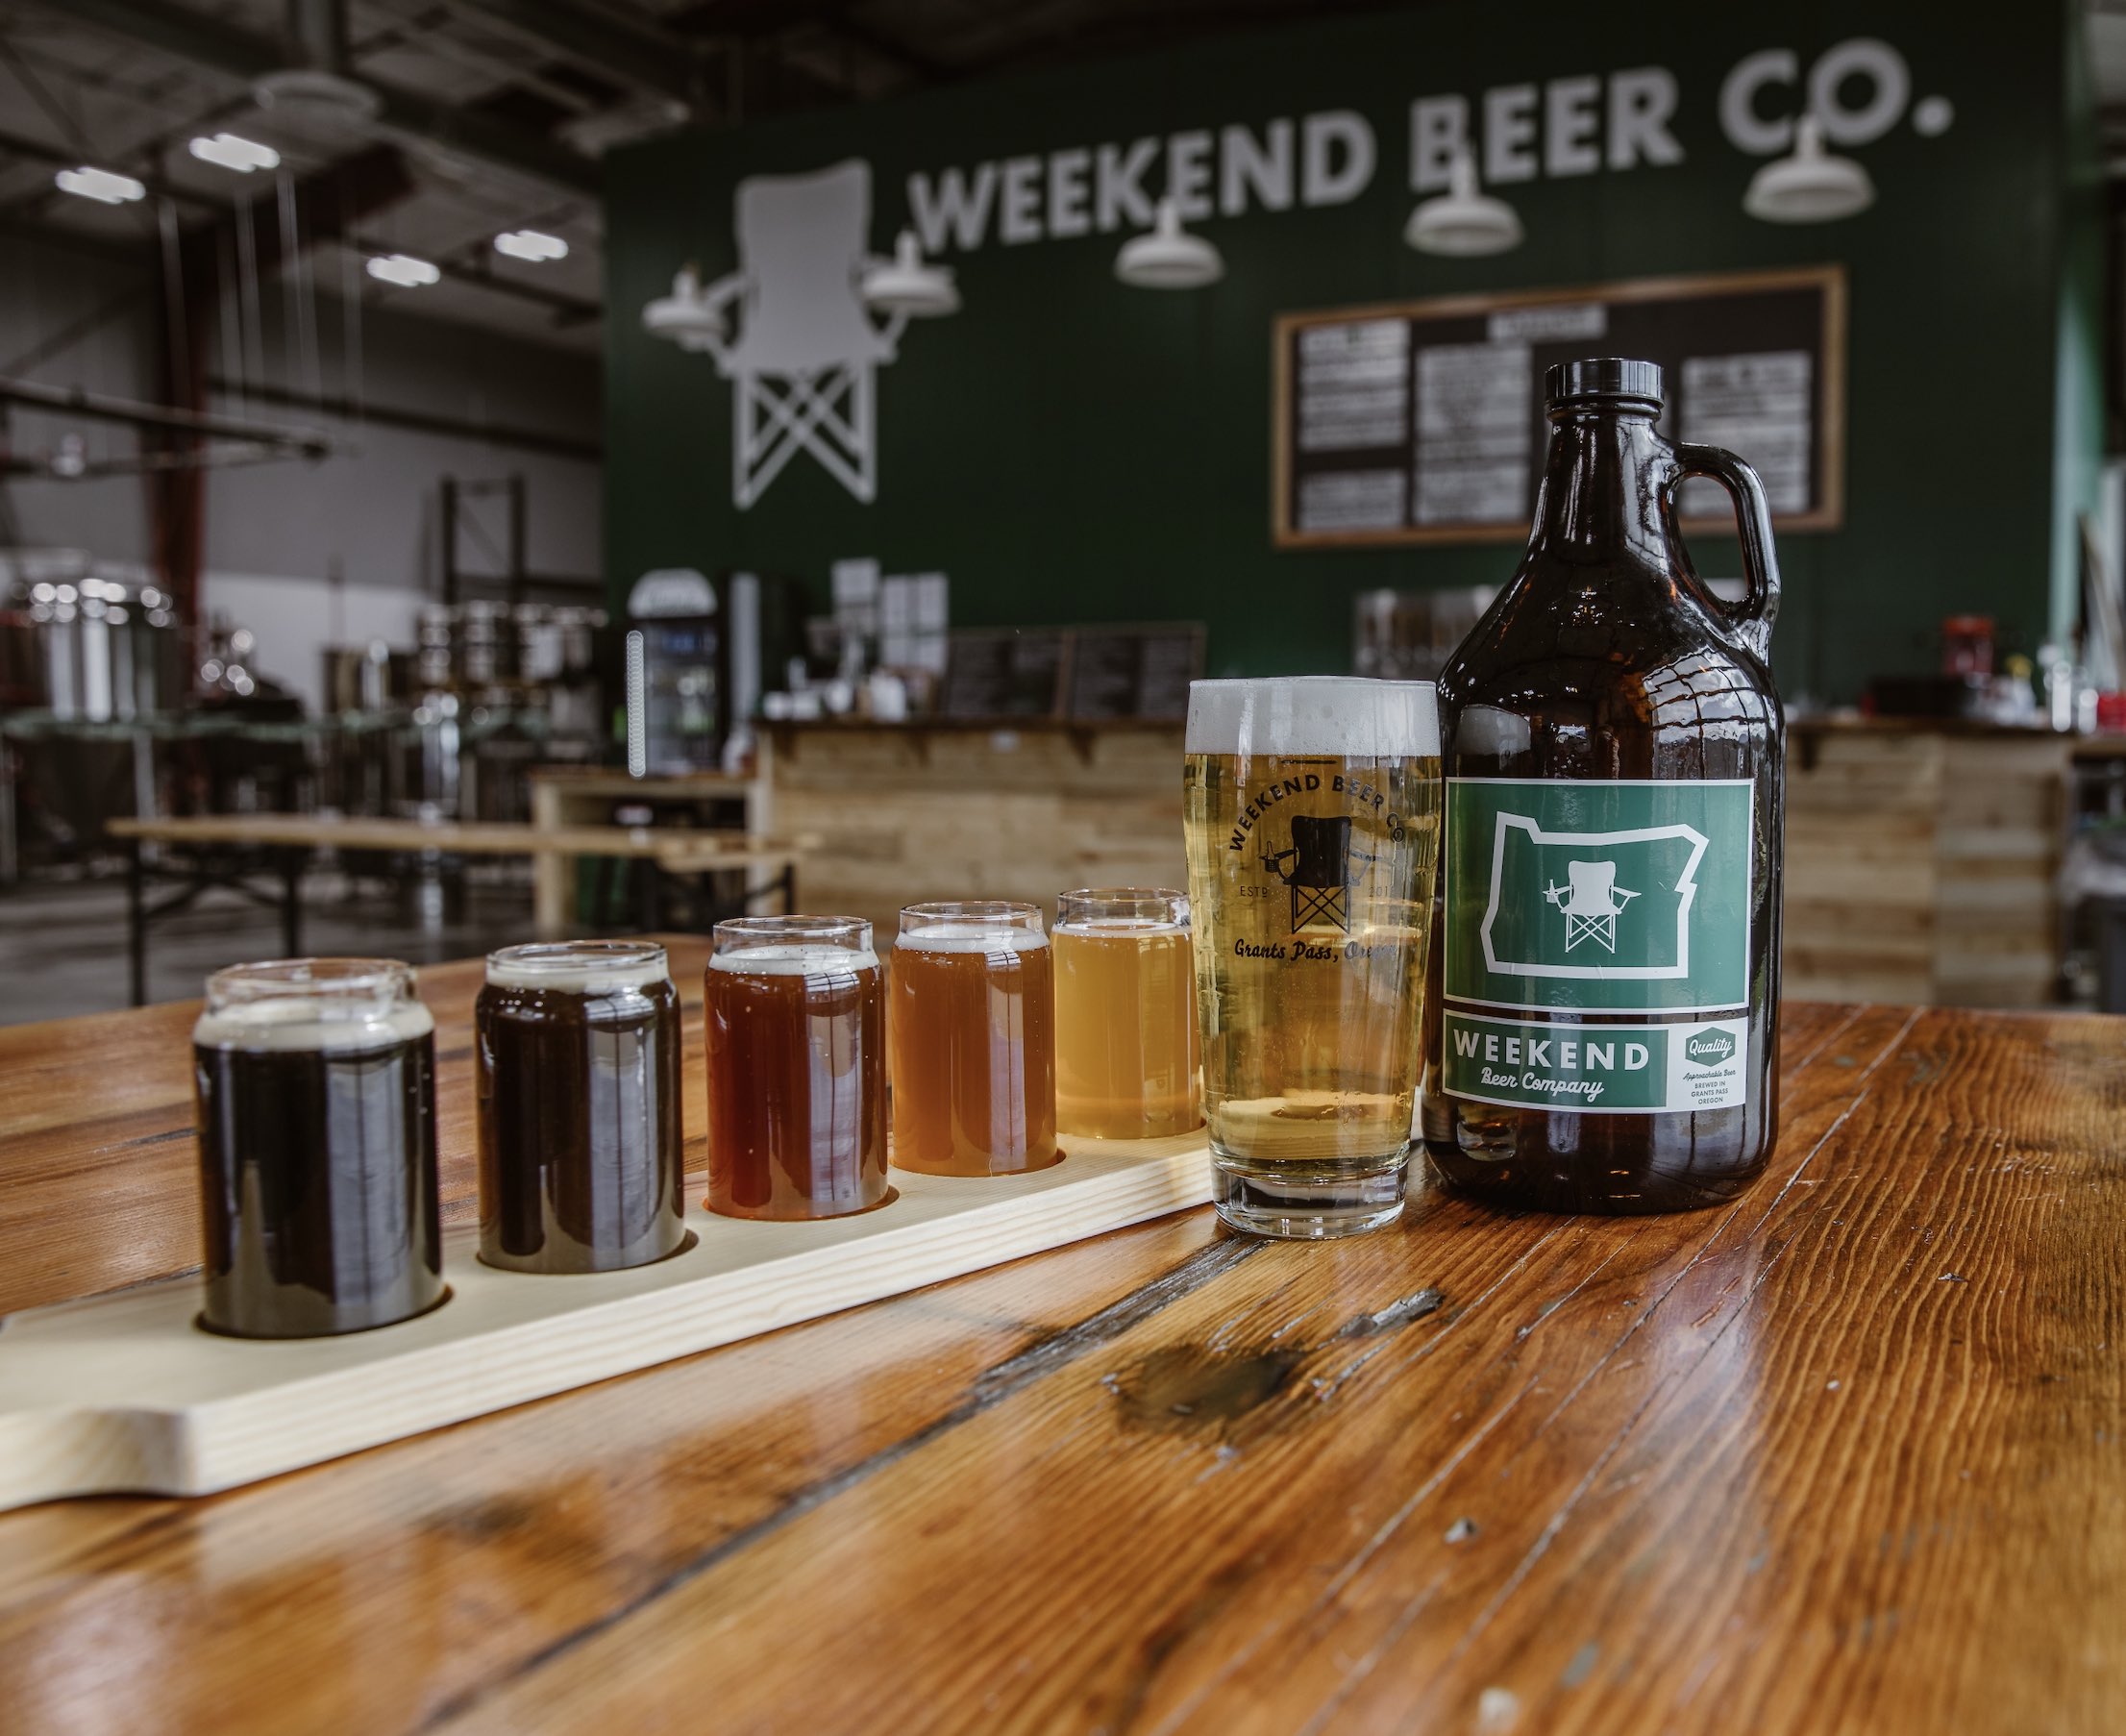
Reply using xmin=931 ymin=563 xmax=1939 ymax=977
xmin=705 ymin=914 xmax=889 ymax=1220
xmin=192 ymin=957 xmax=443 ymax=1338
xmin=476 ymin=940 xmax=687 ymax=1273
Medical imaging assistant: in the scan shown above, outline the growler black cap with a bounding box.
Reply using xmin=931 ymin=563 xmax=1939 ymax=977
xmin=1545 ymin=358 xmax=1664 ymax=408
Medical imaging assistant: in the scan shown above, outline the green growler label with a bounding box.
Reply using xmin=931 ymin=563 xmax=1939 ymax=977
xmin=1441 ymin=1011 xmax=1749 ymax=1114
xmin=1443 ymin=779 xmax=1754 ymax=1015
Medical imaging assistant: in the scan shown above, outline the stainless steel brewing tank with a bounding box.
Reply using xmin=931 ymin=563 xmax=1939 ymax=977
xmin=0 ymin=550 xmax=184 ymax=721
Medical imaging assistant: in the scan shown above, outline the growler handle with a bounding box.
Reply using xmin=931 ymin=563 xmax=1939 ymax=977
xmin=1667 ymin=443 xmax=1782 ymax=662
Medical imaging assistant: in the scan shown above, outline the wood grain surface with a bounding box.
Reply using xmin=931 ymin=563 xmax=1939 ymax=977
xmin=0 ymin=953 xmax=2121 ymax=1735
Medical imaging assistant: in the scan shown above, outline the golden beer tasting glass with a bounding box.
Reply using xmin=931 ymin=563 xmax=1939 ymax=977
xmin=1052 ymin=887 xmax=1200 ymax=1140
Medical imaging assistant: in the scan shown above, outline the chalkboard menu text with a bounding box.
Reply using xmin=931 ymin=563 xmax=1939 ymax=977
xmin=1273 ymin=265 xmax=1845 ymax=548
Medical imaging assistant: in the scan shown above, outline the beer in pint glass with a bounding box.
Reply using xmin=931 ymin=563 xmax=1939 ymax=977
xmin=1182 ymin=677 xmax=1442 ymax=1237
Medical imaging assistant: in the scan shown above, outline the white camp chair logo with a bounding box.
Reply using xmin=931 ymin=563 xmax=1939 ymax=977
xmin=1481 ymin=813 xmax=1709 ymax=980
xmin=1543 ymin=859 xmax=1640 ymax=954
xmin=671 ymin=161 xmax=939 ymax=508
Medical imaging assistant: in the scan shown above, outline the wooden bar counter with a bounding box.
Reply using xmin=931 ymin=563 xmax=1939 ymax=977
xmin=1 ymin=949 xmax=2121 ymax=1733
xmin=1785 ymin=718 xmax=2074 ymax=1007
xmin=764 ymin=718 xmax=1187 ymax=938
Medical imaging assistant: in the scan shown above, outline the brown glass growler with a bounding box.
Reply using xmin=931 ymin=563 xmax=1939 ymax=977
xmin=1421 ymin=358 xmax=1783 ymax=1214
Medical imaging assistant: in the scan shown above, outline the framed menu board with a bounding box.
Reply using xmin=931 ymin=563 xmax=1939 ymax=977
xmin=1273 ymin=264 xmax=1846 ymax=549
xmin=1065 ymin=624 xmax=1203 ymax=721
xmin=940 ymin=628 xmax=1069 ymax=719
xmin=939 ymin=623 xmax=1207 ymax=722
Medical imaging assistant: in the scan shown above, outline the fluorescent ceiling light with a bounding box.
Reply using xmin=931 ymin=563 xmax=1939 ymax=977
xmin=55 ymin=166 xmax=146 ymax=205
xmin=366 ymin=253 xmax=441 ymax=287
xmin=189 ymin=133 xmax=281 ymax=173
xmin=494 ymin=229 xmax=569 ymax=262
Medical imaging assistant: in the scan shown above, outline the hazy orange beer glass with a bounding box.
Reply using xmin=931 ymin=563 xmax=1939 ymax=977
xmin=891 ymin=901 xmax=1057 ymax=1176
xmin=1053 ymin=888 xmax=1200 ymax=1139
xmin=705 ymin=915 xmax=889 ymax=1220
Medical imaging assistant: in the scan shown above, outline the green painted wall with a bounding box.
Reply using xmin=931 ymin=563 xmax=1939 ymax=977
xmin=605 ymin=0 xmax=2098 ymax=704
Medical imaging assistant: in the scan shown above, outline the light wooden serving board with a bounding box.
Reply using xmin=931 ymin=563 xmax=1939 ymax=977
xmin=0 ymin=1134 xmax=1215 ymax=1513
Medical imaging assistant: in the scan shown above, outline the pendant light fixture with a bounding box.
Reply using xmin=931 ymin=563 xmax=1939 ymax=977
xmin=1115 ymin=199 xmax=1224 ymax=289
xmin=1404 ymin=150 xmax=1522 ymax=257
xmin=1743 ymin=115 xmax=1875 ymax=223
xmin=862 ymin=230 xmax=960 ymax=317
xmin=640 ymin=266 xmax=726 ymax=352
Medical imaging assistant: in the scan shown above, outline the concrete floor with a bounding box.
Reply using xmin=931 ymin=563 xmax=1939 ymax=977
xmin=0 ymin=869 xmax=545 ymax=1024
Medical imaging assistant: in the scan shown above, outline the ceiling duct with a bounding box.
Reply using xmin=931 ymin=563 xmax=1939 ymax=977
xmin=253 ymin=0 xmax=382 ymax=134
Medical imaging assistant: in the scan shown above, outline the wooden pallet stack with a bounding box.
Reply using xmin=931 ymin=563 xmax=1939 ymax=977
xmin=1784 ymin=721 xmax=2070 ymax=1006
xmin=765 ymin=720 xmax=1188 ymax=940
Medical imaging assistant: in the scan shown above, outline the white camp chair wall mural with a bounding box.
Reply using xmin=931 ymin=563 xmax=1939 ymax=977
xmin=640 ymin=160 xmax=959 ymax=510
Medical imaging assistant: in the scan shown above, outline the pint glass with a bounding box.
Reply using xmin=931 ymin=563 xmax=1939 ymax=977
xmin=1053 ymin=888 xmax=1199 ymax=1140
xmin=476 ymin=940 xmax=687 ymax=1274
xmin=193 ymin=958 xmax=442 ymax=1336
xmin=705 ymin=915 xmax=889 ymax=1220
xmin=891 ymin=901 xmax=1058 ymax=1176
xmin=1182 ymin=677 xmax=1442 ymax=1237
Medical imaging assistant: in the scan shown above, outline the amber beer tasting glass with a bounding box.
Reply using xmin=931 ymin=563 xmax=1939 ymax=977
xmin=192 ymin=958 xmax=443 ymax=1337
xmin=705 ymin=915 xmax=889 ymax=1219
xmin=891 ymin=901 xmax=1058 ymax=1175
xmin=1053 ymin=887 xmax=1200 ymax=1140
xmin=1182 ymin=677 xmax=1443 ymax=1237
xmin=476 ymin=941 xmax=687 ymax=1274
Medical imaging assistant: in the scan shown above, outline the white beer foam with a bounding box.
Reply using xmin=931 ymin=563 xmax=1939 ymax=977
xmin=1186 ymin=676 xmax=1440 ymax=758
xmin=709 ymin=944 xmax=881 ymax=977
xmin=485 ymin=952 xmax=669 ymax=992
xmin=193 ymin=996 xmax=435 ymax=1053
xmin=897 ymin=925 xmax=1049 ymax=955
xmin=1055 ymin=918 xmax=1189 ymax=937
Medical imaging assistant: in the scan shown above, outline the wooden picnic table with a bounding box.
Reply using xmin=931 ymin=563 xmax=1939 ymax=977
xmin=103 ymin=815 xmax=799 ymax=1003
xmin=0 ymin=951 xmax=2118 ymax=1733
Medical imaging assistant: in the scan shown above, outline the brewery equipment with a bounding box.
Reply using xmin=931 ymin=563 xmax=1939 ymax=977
xmin=0 ymin=549 xmax=184 ymax=721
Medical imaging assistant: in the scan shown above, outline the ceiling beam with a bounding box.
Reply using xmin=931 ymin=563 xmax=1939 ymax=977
xmin=670 ymin=0 xmax=946 ymax=84
xmin=37 ymin=0 xmax=603 ymax=196
xmin=430 ymin=0 xmax=706 ymax=108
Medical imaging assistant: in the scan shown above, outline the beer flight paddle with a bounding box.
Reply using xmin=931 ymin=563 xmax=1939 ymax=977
xmin=0 ymin=907 xmax=1214 ymax=1510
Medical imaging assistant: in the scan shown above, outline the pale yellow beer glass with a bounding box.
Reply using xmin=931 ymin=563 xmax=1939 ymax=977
xmin=1182 ymin=677 xmax=1442 ymax=1237
xmin=1053 ymin=888 xmax=1200 ymax=1140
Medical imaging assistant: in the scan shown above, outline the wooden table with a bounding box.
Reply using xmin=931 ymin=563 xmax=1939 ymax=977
xmin=1 ymin=954 xmax=2120 ymax=1734
xmin=104 ymin=815 xmax=798 ymax=1003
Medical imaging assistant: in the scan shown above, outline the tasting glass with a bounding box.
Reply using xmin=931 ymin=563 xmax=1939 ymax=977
xmin=193 ymin=957 xmax=442 ymax=1337
xmin=1052 ymin=887 xmax=1201 ymax=1140
xmin=890 ymin=901 xmax=1058 ymax=1176
xmin=705 ymin=915 xmax=889 ymax=1221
